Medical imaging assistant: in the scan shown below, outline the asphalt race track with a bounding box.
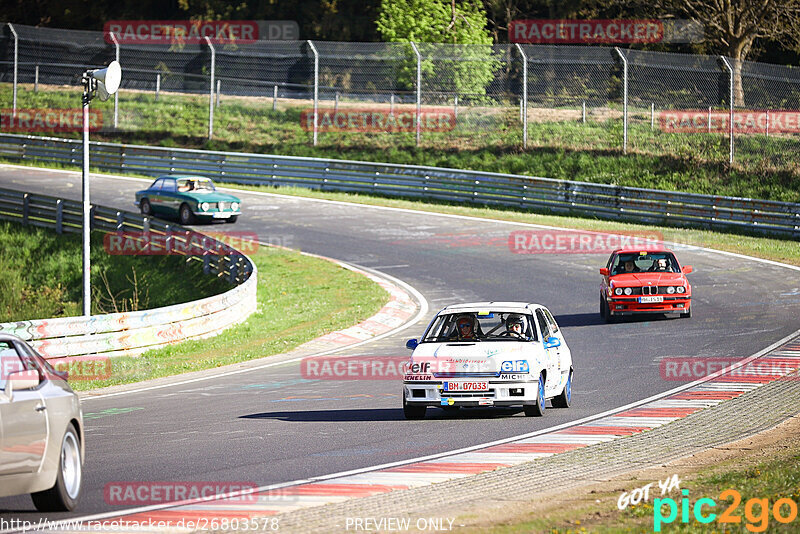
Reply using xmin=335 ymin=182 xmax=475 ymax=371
xmin=1 ymin=165 xmax=799 ymax=522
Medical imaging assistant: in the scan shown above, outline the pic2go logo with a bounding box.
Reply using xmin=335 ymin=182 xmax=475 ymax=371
xmin=500 ymin=360 xmax=529 ymax=373
xmin=654 ymin=489 xmax=800 ymax=532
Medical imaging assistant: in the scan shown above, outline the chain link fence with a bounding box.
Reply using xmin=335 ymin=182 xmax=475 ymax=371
xmin=2 ymin=23 xmax=800 ymax=183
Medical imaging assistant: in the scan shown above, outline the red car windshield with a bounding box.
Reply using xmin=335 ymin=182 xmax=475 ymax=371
xmin=611 ymin=252 xmax=679 ymax=275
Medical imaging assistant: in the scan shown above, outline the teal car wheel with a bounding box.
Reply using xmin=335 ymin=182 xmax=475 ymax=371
xmin=140 ymin=198 xmax=152 ymax=216
xmin=179 ymin=203 xmax=195 ymax=225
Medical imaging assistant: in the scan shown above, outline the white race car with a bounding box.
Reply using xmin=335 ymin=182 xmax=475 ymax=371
xmin=403 ymin=302 xmax=573 ymax=419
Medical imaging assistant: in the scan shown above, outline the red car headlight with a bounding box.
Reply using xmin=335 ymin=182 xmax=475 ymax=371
xmin=623 ymin=287 xmax=632 ymax=296
xmin=676 ymin=286 xmax=686 ymax=294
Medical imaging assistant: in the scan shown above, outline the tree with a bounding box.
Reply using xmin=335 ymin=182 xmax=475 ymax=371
xmin=377 ymin=0 xmax=493 ymax=44
xmin=376 ymin=0 xmax=500 ymax=99
xmin=615 ymin=0 xmax=800 ymax=105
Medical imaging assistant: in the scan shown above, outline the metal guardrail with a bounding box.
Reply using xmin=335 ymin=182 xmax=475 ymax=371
xmin=0 ymin=186 xmax=257 ymax=360
xmin=0 ymin=133 xmax=798 ymax=238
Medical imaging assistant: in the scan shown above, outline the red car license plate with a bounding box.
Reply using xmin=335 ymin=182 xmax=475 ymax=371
xmin=639 ymin=295 xmax=664 ymax=303
xmin=443 ymin=381 xmax=489 ymax=392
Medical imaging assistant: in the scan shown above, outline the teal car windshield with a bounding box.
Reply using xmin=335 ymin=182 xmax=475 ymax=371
xmin=176 ymin=178 xmax=216 ymax=192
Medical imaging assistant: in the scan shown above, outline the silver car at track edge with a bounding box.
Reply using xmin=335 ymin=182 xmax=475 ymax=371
xmin=0 ymin=333 xmax=85 ymax=511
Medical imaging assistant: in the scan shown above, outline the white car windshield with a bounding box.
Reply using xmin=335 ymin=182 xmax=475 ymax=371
xmin=422 ymin=312 xmax=537 ymax=342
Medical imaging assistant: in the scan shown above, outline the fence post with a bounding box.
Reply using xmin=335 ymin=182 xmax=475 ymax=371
xmin=229 ymin=256 xmax=238 ymax=284
xmin=109 ymin=31 xmax=120 ymax=129
xmin=56 ymin=199 xmax=63 ymax=234
xmin=22 ymin=193 xmax=29 ymax=226
xmin=515 ymin=43 xmax=528 ymax=149
xmin=216 ymin=79 xmax=221 ymax=108
xmin=454 ymin=95 xmax=458 ymax=121
xmin=708 ymin=106 xmax=711 ymax=133
xmin=614 ymin=47 xmax=628 ymax=154
xmin=307 ymin=40 xmax=319 ymax=146
xmin=273 ymin=85 xmax=277 ymax=110
xmin=155 ymin=73 xmax=160 ymax=101
xmin=720 ymin=56 xmax=734 ymax=165
xmin=334 ymin=91 xmax=339 ymax=114
xmin=7 ymin=24 xmax=18 ymax=117
xmin=582 ymin=101 xmax=586 ymax=124
xmin=410 ymin=41 xmax=422 ymax=147
xmin=650 ymin=103 xmax=654 ymax=130
xmin=390 ymin=94 xmax=395 ymax=116
xmin=165 ymin=224 xmax=172 ymax=254
xmin=204 ymin=36 xmax=215 ymax=140
xmin=34 ymin=65 xmax=39 ymax=93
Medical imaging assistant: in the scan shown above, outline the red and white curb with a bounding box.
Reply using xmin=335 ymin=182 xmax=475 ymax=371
xmin=43 ymin=335 xmax=800 ymax=532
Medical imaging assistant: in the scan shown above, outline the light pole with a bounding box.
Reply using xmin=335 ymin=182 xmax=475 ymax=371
xmin=81 ymin=61 xmax=121 ymax=317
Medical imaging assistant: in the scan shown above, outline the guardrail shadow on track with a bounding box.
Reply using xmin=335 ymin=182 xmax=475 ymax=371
xmin=0 ymin=186 xmax=257 ymax=360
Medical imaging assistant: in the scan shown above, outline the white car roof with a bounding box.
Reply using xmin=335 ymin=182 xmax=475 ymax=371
xmin=440 ymin=302 xmax=545 ymax=314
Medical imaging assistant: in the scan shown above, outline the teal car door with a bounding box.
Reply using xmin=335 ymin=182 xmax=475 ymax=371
xmin=158 ymin=178 xmax=180 ymax=216
xmin=145 ymin=178 xmax=165 ymax=215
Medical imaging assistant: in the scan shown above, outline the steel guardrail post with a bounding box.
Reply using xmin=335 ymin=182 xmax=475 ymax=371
xmin=21 ymin=192 xmax=29 ymax=225
xmin=410 ymin=42 xmax=422 ymax=147
xmin=515 ymin=44 xmax=528 ymax=149
xmin=614 ymin=47 xmax=628 ymax=154
xmin=7 ymin=24 xmax=18 ymax=118
xmin=720 ymin=56 xmax=735 ymax=165
xmin=204 ymin=36 xmax=215 ymax=140
xmin=307 ymin=40 xmax=319 ymax=146
xmin=56 ymin=199 xmax=63 ymax=234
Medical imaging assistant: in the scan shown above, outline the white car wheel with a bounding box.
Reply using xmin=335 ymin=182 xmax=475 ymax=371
xmin=32 ymin=423 xmax=82 ymax=512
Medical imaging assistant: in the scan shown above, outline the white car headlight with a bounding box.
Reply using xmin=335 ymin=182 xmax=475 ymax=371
xmin=200 ymin=202 xmax=209 ymax=211
xmin=231 ymin=202 xmax=239 ymax=211
xmin=614 ymin=288 xmax=623 ymax=296
xmin=667 ymin=286 xmax=676 ymax=294
xmin=677 ymin=286 xmax=686 ymax=294
xmin=623 ymin=287 xmax=632 ymax=295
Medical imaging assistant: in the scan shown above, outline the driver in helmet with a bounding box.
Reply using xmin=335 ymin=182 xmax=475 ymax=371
xmin=450 ymin=314 xmax=478 ymax=340
xmin=505 ymin=313 xmax=527 ymax=339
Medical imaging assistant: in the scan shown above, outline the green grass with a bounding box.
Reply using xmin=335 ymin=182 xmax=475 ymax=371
xmin=68 ymin=246 xmax=388 ymax=390
xmin=4 ymin=84 xmax=800 ymax=202
xmin=0 ymin=222 xmax=228 ymax=321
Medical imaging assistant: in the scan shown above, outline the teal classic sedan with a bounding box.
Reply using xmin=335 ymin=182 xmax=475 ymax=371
xmin=135 ymin=175 xmax=241 ymax=224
